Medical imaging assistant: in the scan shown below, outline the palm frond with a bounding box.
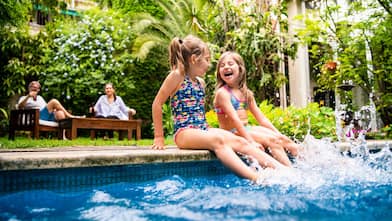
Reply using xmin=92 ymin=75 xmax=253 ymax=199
xmin=130 ymin=0 xmax=214 ymax=60
xmin=132 ymin=34 xmax=166 ymax=60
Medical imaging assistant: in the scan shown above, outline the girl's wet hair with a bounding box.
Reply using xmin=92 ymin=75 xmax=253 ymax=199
xmin=215 ymin=51 xmax=253 ymax=102
xmin=169 ymin=35 xmax=208 ymax=75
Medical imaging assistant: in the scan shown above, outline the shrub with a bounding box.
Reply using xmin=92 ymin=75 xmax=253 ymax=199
xmin=205 ymin=101 xmax=336 ymax=141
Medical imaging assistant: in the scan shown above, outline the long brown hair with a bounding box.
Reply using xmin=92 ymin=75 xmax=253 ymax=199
xmin=215 ymin=51 xmax=254 ymax=102
xmin=169 ymin=35 xmax=208 ymax=75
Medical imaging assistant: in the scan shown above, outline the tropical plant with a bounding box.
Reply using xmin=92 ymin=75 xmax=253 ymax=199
xmin=0 ymin=24 xmax=48 ymax=108
xmin=0 ymin=0 xmax=31 ymax=27
xmin=159 ymin=103 xmax=174 ymax=136
xmin=0 ymin=108 xmax=9 ymax=137
xmin=296 ymin=0 xmax=392 ymax=127
xmin=95 ymin=0 xmax=166 ymax=18
xmin=206 ymin=101 xmax=336 ymax=142
xmin=130 ymin=0 xmax=216 ymax=60
xmin=211 ymin=0 xmax=298 ymax=103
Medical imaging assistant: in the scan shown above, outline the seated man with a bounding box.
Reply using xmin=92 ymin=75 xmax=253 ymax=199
xmin=92 ymin=83 xmax=136 ymax=139
xmin=17 ymin=81 xmax=82 ymax=121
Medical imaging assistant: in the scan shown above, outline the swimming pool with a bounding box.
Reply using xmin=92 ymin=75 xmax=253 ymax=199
xmin=1 ymin=136 xmax=391 ymax=220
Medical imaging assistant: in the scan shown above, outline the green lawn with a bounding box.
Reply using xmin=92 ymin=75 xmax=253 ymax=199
xmin=0 ymin=136 xmax=175 ymax=149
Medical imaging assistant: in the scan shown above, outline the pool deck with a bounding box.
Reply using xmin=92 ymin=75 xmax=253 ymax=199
xmin=0 ymin=146 xmax=216 ymax=171
xmin=0 ymin=140 xmax=391 ymax=171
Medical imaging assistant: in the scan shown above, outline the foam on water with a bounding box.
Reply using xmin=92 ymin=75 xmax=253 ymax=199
xmin=256 ymin=134 xmax=392 ymax=188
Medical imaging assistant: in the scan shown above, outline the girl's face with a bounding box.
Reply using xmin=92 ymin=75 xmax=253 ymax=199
xmin=218 ymin=55 xmax=240 ymax=87
xmin=193 ymin=52 xmax=211 ymax=77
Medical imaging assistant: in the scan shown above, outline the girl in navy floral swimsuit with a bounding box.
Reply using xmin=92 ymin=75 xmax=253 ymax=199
xmin=152 ymin=35 xmax=286 ymax=182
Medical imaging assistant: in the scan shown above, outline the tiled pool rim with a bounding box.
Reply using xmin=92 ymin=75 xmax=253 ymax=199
xmin=0 ymin=140 xmax=391 ymax=171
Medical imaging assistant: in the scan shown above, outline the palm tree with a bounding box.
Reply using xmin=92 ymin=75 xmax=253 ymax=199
xmin=130 ymin=0 xmax=215 ymax=60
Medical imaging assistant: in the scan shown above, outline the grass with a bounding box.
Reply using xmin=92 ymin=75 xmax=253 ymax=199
xmin=0 ymin=136 xmax=175 ymax=149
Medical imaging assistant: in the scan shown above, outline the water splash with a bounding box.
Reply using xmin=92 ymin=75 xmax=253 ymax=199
xmin=255 ymin=134 xmax=392 ymax=188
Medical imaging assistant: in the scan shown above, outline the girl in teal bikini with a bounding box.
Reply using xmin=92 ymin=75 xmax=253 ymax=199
xmin=214 ymin=51 xmax=302 ymax=166
xmin=152 ymin=35 xmax=286 ymax=182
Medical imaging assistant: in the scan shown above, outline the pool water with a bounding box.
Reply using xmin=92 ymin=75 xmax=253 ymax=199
xmin=1 ymin=135 xmax=391 ymax=221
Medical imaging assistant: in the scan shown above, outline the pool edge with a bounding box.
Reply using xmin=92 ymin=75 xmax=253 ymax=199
xmin=1 ymin=140 xmax=391 ymax=171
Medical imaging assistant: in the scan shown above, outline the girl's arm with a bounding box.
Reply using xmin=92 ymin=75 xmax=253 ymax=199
xmin=215 ymin=88 xmax=255 ymax=143
xmin=248 ymin=97 xmax=280 ymax=134
xmin=152 ymin=70 xmax=183 ymax=149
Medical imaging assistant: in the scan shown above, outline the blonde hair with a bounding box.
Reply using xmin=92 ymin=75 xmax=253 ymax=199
xmin=215 ymin=51 xmax=253 ymax=102
xmin=169 ymin=35 xmax=209 ymax=75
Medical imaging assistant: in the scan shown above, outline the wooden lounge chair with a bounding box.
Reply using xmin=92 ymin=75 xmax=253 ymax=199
xmin=8 ymin=109 xmax=60 ymax=140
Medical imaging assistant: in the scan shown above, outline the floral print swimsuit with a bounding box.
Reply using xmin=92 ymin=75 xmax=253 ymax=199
xmin=171 ymin=75 xmax=208 ymax=138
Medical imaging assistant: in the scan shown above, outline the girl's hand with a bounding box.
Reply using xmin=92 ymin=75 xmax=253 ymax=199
xmin=152 ymin=137 xmax=165 ymax=150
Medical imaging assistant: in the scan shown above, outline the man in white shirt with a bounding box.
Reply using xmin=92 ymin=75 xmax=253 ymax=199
xmin=17 ymin=81 xmax=81 ymax=121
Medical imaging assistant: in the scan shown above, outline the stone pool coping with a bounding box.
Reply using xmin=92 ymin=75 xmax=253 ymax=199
xmin=0 ymin=140 xmax=391 ymax=171
xmin=0 ymin=146 xmax=216 ymax=170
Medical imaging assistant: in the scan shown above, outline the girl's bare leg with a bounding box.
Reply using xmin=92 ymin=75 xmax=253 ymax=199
xmin=249 ymin=130 xmax=292 ymax=166
xmin=175 ymin=128 xmax=258 ymax=181
xmin=216 ymin=128 xmax=287 ymax=169
xmin=252 ymin=126 xmax=300 ymax=157
xmin=278 ymin=135 xmax=302 ymax=156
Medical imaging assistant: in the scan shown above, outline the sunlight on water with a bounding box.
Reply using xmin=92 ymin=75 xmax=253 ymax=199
xmin=1 ymin=135 xmax=391 ymax=220
xmin=80 ymin=205 xmax=146 ymax=221
xmin=72 ymin=134 xmax=392 ymax=220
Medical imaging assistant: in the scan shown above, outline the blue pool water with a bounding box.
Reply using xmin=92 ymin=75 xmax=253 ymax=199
xmin=1 ymin=135 xmax=392 ymax=221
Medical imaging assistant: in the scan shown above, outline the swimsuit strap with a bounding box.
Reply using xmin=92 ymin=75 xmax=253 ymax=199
xmin=224 ymin=85 xmax=248 ymax=111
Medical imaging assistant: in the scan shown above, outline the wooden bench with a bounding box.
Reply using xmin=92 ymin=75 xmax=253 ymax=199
xmin=8 ymin=109 xmax=60 ymax=140
xmin=58 ymin=117 xmax=142 ymax=140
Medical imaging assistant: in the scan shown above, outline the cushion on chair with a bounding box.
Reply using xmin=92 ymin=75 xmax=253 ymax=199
xmin=39 ymin=120 xmax=58 ymax=127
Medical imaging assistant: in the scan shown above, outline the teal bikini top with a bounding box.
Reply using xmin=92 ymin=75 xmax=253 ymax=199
xmin=215 ymin=85 xmax=248 ymax=114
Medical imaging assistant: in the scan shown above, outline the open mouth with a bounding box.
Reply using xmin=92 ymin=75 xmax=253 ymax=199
xmin=224 ymin=72 xmax=233 ymax=77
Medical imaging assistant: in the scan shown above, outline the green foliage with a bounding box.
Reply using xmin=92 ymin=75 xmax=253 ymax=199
xmin=206 ymin=101 xmax=336 ymax=141
xmin=0 ymin=24 xmax=47 ymax=108
xmin=205 ymin=108 xmax=218 ymax=128
xmin=2 ymin=0 xmax=391 ymax=140
xmin=256 ymin=101 xmax=336 ymax=141
xmin=211 ymin=0 xmax=298 ymax=103
xmin=0 ymin=0 xmax=31 ymax=27
xmin=381 ymin=125 xmax=392 ymax=139
xmin=161 ymin=103 xmax=174 ymax=136
xmin=130 ymin=0 xmax=216 ymax=60
xmin=0 ymin=108 xmax=9 ymax=137
xmin=107 ymin=0 xmax=166 ymax=18
xmin=123 ymin=47 xmax=169 ymax=138
xmin=296 ymin=1 xmax=392 ymax=126
xmin=151 ymin=102 xmax=174 ymax=136
xmin=40 ymin=9 xmax=135 ymax=115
